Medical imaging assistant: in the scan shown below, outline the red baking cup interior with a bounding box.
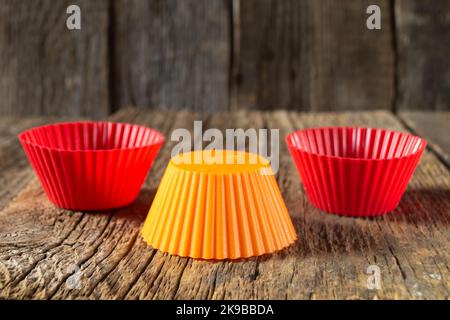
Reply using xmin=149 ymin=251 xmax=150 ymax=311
xmin=19 ymin=121 xmax=164 ymax=211
xmin=286 ymin=127 xmax=426 ymax=216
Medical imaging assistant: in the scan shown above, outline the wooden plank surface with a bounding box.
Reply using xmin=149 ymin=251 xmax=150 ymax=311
xmin=112 ymin=0 xmax=230 ymax=112
xmin=395 ymin=0 xmax=450 ymax=111
xmin=0 ymin=0 xmax=110 ymax=118
xmin=232 ymin=0 xmax=395 ymax=111
xmin=399 ymin=111 xmax=450 ymax=169
xmin=0 ymin=117 xmax=79 ymax=210
xmin=0 ymin=109 xmax=448 ymax=299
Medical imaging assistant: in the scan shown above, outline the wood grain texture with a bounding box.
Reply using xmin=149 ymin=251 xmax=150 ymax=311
xmin=112 ymin=0 xmax=230 ymax=112
xmin=395 ymin=0 xmax=450 ymax=111
xmin=400 ymin=111 xmax=450 ymax=169
xmin=232 ymin=0 xmax=395 ymax=111
xmin=1 ymin=0 xmax=449 ymax=116
xmin=0 ymin=109 xmax=448 ymax=299
xmin=0 ymin=0 xmax=109 ymax=118
xmin=0 ymin=117 xmax=76 ymax=210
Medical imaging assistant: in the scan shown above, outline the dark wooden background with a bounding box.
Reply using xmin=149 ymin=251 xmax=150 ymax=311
xmin=0 ymin=0 xmax=449 ymax=118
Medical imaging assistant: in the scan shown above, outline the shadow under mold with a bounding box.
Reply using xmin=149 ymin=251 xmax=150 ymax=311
xmin=282 ymin=187 xmax=450 ymax=259
xmin=393 ymin=188 xmax=450 ymax=226
xmin=111 ymin=188 xmax=157 ymax=223
xmin=108 ymin=187 xmax=450 ymax=262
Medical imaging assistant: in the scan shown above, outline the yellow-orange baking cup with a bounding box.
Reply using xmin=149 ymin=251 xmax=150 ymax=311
xmin=141 ymin=150 xmax=297 ymax=260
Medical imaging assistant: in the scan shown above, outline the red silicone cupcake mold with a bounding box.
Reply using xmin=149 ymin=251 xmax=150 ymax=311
xmin=286 ymin=127 xmax=426 ymax=217
xmin=19 ymin=121 xmax=164 ymax=211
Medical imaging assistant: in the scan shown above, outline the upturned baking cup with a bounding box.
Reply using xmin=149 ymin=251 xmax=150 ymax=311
xmin=19 ymin=121 xmax=164 ymax=211
xmin=286 ymin=127 xmax=426 ymax=217
xmin=141 ymin=150 xmax=297 ymax=260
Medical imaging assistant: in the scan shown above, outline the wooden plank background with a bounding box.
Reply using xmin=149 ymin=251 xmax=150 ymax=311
xmin=0 ymin=0 xmax=109 ymax=118
xmin=0 ymin=0 xmax=449 ymax=116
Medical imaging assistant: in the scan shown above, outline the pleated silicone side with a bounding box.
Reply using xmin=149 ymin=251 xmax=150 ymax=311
xmin=286 ymin=127 xmax=426 ymax=216
xmin=141 ymin=161 xmax=297 ymax=260
xmin=19 ymin=122 xmax=164 ymax=210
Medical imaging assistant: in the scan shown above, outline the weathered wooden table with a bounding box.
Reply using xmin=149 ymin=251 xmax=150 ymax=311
xmin=0 ymin=109 xmax=448 ymax=299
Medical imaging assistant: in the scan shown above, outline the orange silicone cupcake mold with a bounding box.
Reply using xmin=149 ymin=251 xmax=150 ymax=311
xmin=141 ymin=150 xmax=297 ymax=260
